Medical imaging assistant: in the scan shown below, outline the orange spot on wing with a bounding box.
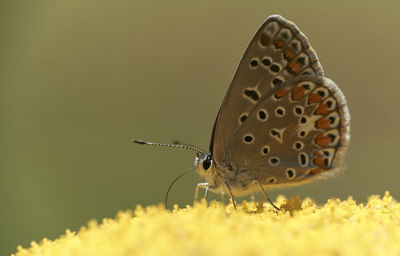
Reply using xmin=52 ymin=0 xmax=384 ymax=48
xmin=308 ymin=93 xmax=322 ymax=104
xmin=310 ymin=168 xmax=326 ymax=174
xmin=315 ymin=134 xmax=331 ymax=146
xmin=283 ymin=48 xmax=295 ymax=60
xmin=292 ymin=87 xmax=305 ymax=100
xmin=275 ymin=89 xmax=289 ymax=98
xmin=315 ymin=103 xmax=328 ymax=115
xmin=260 ymin=33 xmax=271 ymax=46
xmin=274 ymin=39 xmax=285 ymax=49
xmin=316 ymin=117 xmax=330 ymax=129
xmin=287 ymin=60 xmax=303 ymax=74
xmin=314 ymin=157 xmax=327 ymax=168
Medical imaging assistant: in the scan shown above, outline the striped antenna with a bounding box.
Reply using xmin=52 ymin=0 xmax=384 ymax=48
xmin=133 ymin=139 xmax=206 ymax=156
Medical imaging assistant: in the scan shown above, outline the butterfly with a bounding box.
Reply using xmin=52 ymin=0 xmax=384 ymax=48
xmin=135 ymin=15 xmax=350 ymax=210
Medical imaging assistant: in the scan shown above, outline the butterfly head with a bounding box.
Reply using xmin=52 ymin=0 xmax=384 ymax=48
xmin=194 ymin=153 xmax=215 ymax=179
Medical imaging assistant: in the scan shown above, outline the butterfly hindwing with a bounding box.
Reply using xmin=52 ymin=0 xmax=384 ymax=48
xmin=228 ymin=75 xmax=350 ymax=185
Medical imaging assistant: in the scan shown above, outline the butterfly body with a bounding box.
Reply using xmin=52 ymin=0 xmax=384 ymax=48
xmin=195 ymin=153 xmax=260 ymax=196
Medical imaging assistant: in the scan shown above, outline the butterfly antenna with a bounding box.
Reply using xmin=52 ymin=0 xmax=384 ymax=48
xmin=172 ymin=140 xmax=207 ymax=155
xmin=165 ymin=169 xmax=194 ymax=208
xmin=133 ymin=139 xmax=206 ymax=156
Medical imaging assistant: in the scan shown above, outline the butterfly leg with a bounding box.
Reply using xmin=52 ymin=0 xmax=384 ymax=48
xmin=256 ymin=180 xmax=280 ymax=210
xmin=194 ymin=182 xmax=209 ymax=203
xmin=220 ymin=191 xmax=226 ymax=204
xmin=224 ymin=182 xmax=237 ymax=209
xmin=203 ymin=185 xmax=210 ymax=200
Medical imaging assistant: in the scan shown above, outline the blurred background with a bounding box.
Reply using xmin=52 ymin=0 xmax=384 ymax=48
xmin=1 ymin=0 xmax=399 ymax=255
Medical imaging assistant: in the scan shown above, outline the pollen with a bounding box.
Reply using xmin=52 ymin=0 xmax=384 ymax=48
xmin=13 ymin=191 xmax=400 ymax=256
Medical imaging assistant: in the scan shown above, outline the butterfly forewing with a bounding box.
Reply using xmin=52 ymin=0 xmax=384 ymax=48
xmin=212 ymin=15 xmax=325 ymax=171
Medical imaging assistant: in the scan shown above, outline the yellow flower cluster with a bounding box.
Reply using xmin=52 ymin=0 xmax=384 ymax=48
xmin=13 ymin=191 xmax=400 ymax=256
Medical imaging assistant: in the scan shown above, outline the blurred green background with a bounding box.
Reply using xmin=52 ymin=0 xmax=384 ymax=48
xmin=1 ymin=0 xmax=399 ymax=255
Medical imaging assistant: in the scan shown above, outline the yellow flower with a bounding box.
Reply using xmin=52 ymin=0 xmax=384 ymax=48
xmin=13 ymin=191 xmax=400 ymax=256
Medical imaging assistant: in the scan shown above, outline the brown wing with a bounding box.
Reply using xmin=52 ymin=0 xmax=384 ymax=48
xmin=210 ymin=15 xmax=324 ymax=171
xmin=228 ymin=75 xmax=350 ymax=185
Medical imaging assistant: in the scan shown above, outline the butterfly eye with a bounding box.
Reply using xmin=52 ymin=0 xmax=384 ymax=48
xmin=202 ymin=157 xmax=212 ymax=171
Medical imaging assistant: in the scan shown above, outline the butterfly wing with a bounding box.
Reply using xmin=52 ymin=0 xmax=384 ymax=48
xmin=211 ymin=15 xmax=324 ymax=171
xmin=228 ymin=75 xmax=350 ymax=185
